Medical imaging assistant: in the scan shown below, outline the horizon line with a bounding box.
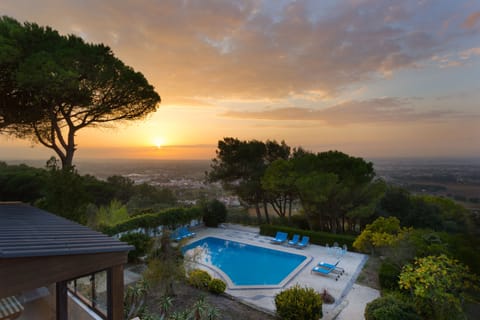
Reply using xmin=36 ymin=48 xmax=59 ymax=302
xmin=3 ymin=155 xmax=480 ymax=163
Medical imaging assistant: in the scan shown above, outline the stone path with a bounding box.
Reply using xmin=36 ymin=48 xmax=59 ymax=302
xmin=334 ymin=284 xmax=380 ymax=320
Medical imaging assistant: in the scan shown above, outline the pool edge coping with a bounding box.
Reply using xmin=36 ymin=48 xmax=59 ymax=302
xmin=183 ymin=234 xmax=314 ymax=290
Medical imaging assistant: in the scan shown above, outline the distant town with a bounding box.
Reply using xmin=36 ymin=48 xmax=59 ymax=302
xmin=7 ymin=157 xmax=479 ymax=215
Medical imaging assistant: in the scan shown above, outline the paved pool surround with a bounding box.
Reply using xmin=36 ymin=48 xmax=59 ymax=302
xmin=183 ymin=235 xmax=312 ymax=289
xmin=183 ymin=224 xmax=373 ymax=319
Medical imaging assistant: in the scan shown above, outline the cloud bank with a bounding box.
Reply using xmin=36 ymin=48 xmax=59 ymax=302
xmin=222 ymin=97 xmax=458 ymax=125
xmin=1 ymin=0 xmax=479 ymax=104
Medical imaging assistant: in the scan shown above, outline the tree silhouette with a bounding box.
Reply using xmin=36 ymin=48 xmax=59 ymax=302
xmin=0 ymin=16 xmax=160 ymax=168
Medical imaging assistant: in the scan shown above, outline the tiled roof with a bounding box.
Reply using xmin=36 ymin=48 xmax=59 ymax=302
xmin=0 ymin=203 xmax=133 ymax=258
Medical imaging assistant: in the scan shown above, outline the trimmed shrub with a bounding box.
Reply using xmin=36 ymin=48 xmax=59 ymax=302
xmin=365 ymin=294 xmax=420 ymax=320
xmin=188 ymin=269 xmax=212 ymax=289
xmin=260 ymin=224 xmax=356 ymax=250
xmin=202 ymin=199 xmax=227 ymax=227
xmin=100 ymin=206 xmax=203 ymax=236
xmin=379 ymin=261 xmax=400 ymax=291
xmin=275 ymin=285 xmax=323 ymax=320
xmin=119 ymin=232 xmax=153 ymax=262
xmin=208 ymin=278 xmax=226 ymax=294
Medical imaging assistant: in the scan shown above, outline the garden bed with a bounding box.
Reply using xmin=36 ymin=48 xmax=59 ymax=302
xmin=145 ymin=281 xmax=276 ymax=320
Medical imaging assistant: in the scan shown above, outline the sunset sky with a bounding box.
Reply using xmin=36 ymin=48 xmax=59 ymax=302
xmin=1 ymin=0 xmax=480 ymax=161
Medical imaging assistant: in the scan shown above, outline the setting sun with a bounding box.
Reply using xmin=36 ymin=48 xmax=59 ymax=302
xmin=153 ymin=137 xmax=166 ymax=149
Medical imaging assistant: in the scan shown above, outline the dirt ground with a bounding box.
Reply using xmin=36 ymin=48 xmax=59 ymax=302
xmin=355 ymin=256 xmax=381 ymax=290
xmin=145 ymin=281 xmax=276 ymax=320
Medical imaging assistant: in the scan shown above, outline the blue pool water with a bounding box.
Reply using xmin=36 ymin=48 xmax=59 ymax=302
xmin=182 ymin=237 xmax=306 ymax=286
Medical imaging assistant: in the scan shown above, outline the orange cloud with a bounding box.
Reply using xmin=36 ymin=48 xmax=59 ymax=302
xmin=0 ymin=0 xmax=472 ymax=103
xmin=460 ymin=47 xmax=480 ymax=59
xmin=222 ymin=98 xmax=457 ymax=125
xmin=462 ymin=11 xmax=480 ymax=29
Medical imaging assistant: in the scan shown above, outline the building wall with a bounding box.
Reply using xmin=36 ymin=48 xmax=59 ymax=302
xmin=15 ymin=285 xmax=101 ymax=320
xmin=17 ymin=285 xmax=55 ymax=320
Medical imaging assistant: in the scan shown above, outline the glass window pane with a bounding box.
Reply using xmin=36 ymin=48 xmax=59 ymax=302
xmin=74 ymin=275 xmax=93 ymax=307
xmin=93 ymin=270 xmax=108 ymax=316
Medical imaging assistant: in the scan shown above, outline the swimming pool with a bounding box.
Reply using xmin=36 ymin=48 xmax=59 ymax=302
xmin=182 ymin=237 xmax=307 ymax=286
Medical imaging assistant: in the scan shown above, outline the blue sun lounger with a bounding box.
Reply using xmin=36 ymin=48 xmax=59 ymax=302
xmin=296 ymin=235 xmax=310 ymax=249
xmin=288 ymin=234 xmax=300 ymax=246
xmin=171 ymin=226 xmax=196 ymax=241
xmin=171 ymin=229 xmax=182 ymax=241
xmin=271 ymin=231 xmax=288 ymax=244
xmin=311 ymin=263 xmax=340 ymax=280
xmin=317 ymin=261 xmax=344 ymax=275
xmin=183 ymin=227 xmax=196 ymax=239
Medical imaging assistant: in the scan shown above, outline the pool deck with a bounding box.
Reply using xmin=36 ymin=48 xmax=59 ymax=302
xmin=184 ymin=224 xmax=380 ymax=319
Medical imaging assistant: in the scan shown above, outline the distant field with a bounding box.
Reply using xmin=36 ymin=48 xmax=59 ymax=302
xmin=403 ymin=181 xmax=480 ymax=210
xmin=441 ymin=183 xmax=480 ymax=198
xmin=372 ymin=157 xmax=480 ymax=211
xmin=404 ymin=180 xmax=479 ymax=197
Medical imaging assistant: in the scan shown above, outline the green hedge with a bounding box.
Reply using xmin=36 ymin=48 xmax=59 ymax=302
xmin=119 ymin=232 xmax=153 ymax=263
xmin=100 ymin=207 xmax=203 ymax=236
xmin=260 ymin=224 xmax=357 ymax=250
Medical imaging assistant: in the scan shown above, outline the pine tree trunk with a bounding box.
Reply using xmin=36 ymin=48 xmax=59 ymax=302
xmin=255 ymin=203 xmax=262 ymax=224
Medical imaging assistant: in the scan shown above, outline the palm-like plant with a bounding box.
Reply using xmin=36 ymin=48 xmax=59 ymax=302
xmin=124 ymin=278 xmax=149 ymax=319
xmin=159 ymin=295 xmax=174 ymax=315
xmin=169 ymin=310 xmax=190 ymax=320
xmin=190 ymin=296 xmax=208 ymax=320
